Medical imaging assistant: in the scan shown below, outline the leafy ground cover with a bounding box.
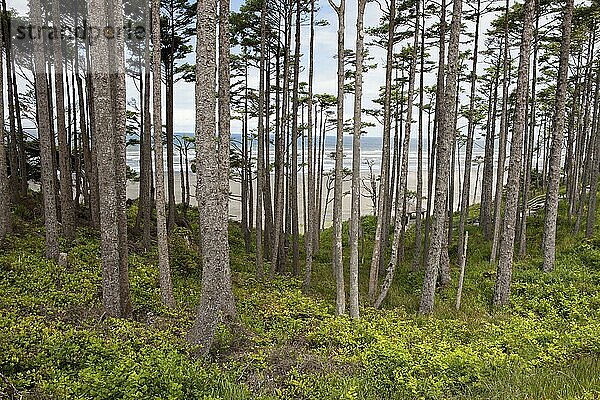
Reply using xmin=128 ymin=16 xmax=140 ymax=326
xmin=1 ymin=201 xmax=600 ymax=399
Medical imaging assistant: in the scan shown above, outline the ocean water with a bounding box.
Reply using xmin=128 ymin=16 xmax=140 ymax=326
xmin=126 ymin=132 xmax=489 ymax=175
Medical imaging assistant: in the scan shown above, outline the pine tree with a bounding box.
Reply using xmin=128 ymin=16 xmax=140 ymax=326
xmin=349 ymin=0 xmax=367 ymax=319
xmin=188 ymin=0 xmax=237 ymax=353
xmin=419 ymin=0 xmax=462 ymax=315
xmin=152 ymin=0 xmax=176 ymax=308
xmin=31 ymin=0 xmax=59 ymax=260
xmin=542 ymin=0 xmax=574 ymax=273
xmin=329 ymin=0 xmax=347 ymax=315
xmin=492 ymin=0 xmax=536 ymax=307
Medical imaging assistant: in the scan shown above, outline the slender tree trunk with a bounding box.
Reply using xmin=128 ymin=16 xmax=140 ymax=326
xmin=349 ymin=0 xmax=366 ymax=318
xmin=424 ymin=0 xmax=446 ymax=259
xmin=166 ymin=52 xmax=177 ymax=231
xmin=112 ymin=0 xmax=132 ymax=318
xmin=84 ymin=31 xmax=100 ymax=228
xmin=419 ymin=0 xmax=461 ymax=315
xmin=0 ymin=36 xmax=10 ymax=243
xmin=573 ymin=35 xmax=595 ymax=234
xmin=492 ymin=0 xmax=536 ymax=307
xmin=3 ymin=0 xmax=20 ymax=200
xmin=263 ymin=45 xmax=274 ymax=259
xmin=52 ymin=0 xmax=75 ymax=239
xmin=256 ymin=0 xmax=268 ymax=279
xmin=412 ymin=0 xmax=426 ymax=271
xmin=329 ymin=0 xmax=346 ymax=315
xmin=32 ymin=0 xmax=59 ymax=260
xmin=304 ymin=0 xmax=316 ymax=290
xmin=290 ymin=0 xmax=301 ymax=276
xmin=368 ymin=0 xmax=395 ymax=303
xmin=542 ymin=0 xmax=574 ymax=273
xmin=376 ymin=0 xmax=420 ymax=308
xmin=271 ymin=8 xmax=290 ymax=276
xmin=491 ymin=0 xmax=511 ymax=263
xmin=518 ymin=11 xmax=539 ymax=257
xmin=140 ymin=9 xmax=153 ymax=246
xmin=152 ymin=0 xmax=176 ymax=308
xmin=481 ymin=52 xmax=500 ymax=238
xmin=457 ymin=0 xmax=480 ymax=268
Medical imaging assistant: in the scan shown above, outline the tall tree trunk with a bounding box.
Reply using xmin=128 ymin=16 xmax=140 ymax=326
xmin=32 ymin=0 xmax=59 ymax=260
xmin=542 ymin=0 xmax=574 ymax=273
xmin=139 ymin=7 xmax=153 ymax=246
xmin=518 ymin=10 xmax=539 ymax=257
xmin=376 ymin=0 xmax=420 ymax=308
xmin=349 ymin=0 xmax=366 ymax=318
xmin=304 ymin=0 xmax=316 ymax=290
xmin=368 ymin=0 xmax=395 ymax=303
xmin=3 ymin=0 xmax=19 ymax=200
xmin=52 ymin=0 xmax=75 ymax=239
xmin=490 ymin=0 xmax=511 ymax=263
xmin=290 ymin=0 xmax=301 ymax=276
xmin=271 ymin=8 xmax=290 ymax=276
xmin=152 ymin=0 xmax=176 ymax=308
xmin=573 ymin=36 xmax=595 ymax=234
xmin=329 ymin=0 xmax=346 ymax=315
xmin=424 ymin=0 xmax=446 ymax=259
xmin=166 ymin=16 xmax=177 ymax=232
xmin=419 ymin=0 xmax=461 ymax=315
xmin=84 ymin=30 xmax=100 ymax=228
xmin=256 ymin=0 xmax=268 ymax=279
xmin=412 ymin=0 xmax=426 ymax=271
xmin=0 ymin=36 xmax=10 ymax=243
xmin=188 ymin=0 xmax=236 ymax=353
xmin=457 ymin=0 xmax=480 ymax=268
xmin=88 ymin=0 xmax=131 ymax=317
xmin=492 ymin=0 xmax=536 ymax=307
xmin=480 ymin=51 xmax=500 ymax=238
xmin=241 ymin=54 xmax=251 ymax=253
xmin=263 ymin=45 xmax=274 ymax=259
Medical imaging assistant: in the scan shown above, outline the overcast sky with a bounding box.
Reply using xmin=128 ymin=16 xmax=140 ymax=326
xmin=6 ymin=0 xmax=513 ymax=137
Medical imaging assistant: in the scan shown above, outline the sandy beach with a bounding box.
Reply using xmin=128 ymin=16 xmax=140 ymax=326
xmin=126 ymin=168 xmax=484 ymax=233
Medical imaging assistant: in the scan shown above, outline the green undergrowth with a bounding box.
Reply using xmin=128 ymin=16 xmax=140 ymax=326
xmin=1 ymin=200 xmax=600 ymax=399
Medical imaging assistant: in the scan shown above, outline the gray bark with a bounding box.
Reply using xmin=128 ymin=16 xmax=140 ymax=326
xmin=376 ymin=0 xmax=420 ymax=309
xmin=88 ymin=0 xmax=130 ymax=317
xmin=291 ymin=0 xmax=301 ymax=276
xmin=349 ymin=0 xmax=366 ymax=318
xmin=368 ymin=0 xmax=395 ymax=303
xmin=419 ymin=0 xmax=462 ymax=315
xmin=329 ymin=0 xmax=346 ymax=315
xmin=256 ymin=0 xmax=267 ymax=279
xmin=303 ymin=0 xmax=316 ymax=291
xmin=31 ymin=0 xmax=59 ymax=260
xmin=518 ymin=11 xmax=539 ymax=257
xmin=457 ymin=0 xmax=480 ymax=268
xmin=412 ymin=0 xmax=426 ymax=272
xmin=188 ymin=0 xmax=236 ymax=354
xmin=490 ymin=0 xmax=511 ymax=263
xmin=492 ymin=0 xmax=536 ymax=307
xmin=542 ymin=0 xmax=574 ymax=273
xmin=52 ymin=0 xmax=75 ymax=239
xmin=152 ymin=0 xmax=176 ymax=308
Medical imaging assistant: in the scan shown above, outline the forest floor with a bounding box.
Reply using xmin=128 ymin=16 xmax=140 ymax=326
xmin=1 ymin=196 xmax=600 ymax=399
